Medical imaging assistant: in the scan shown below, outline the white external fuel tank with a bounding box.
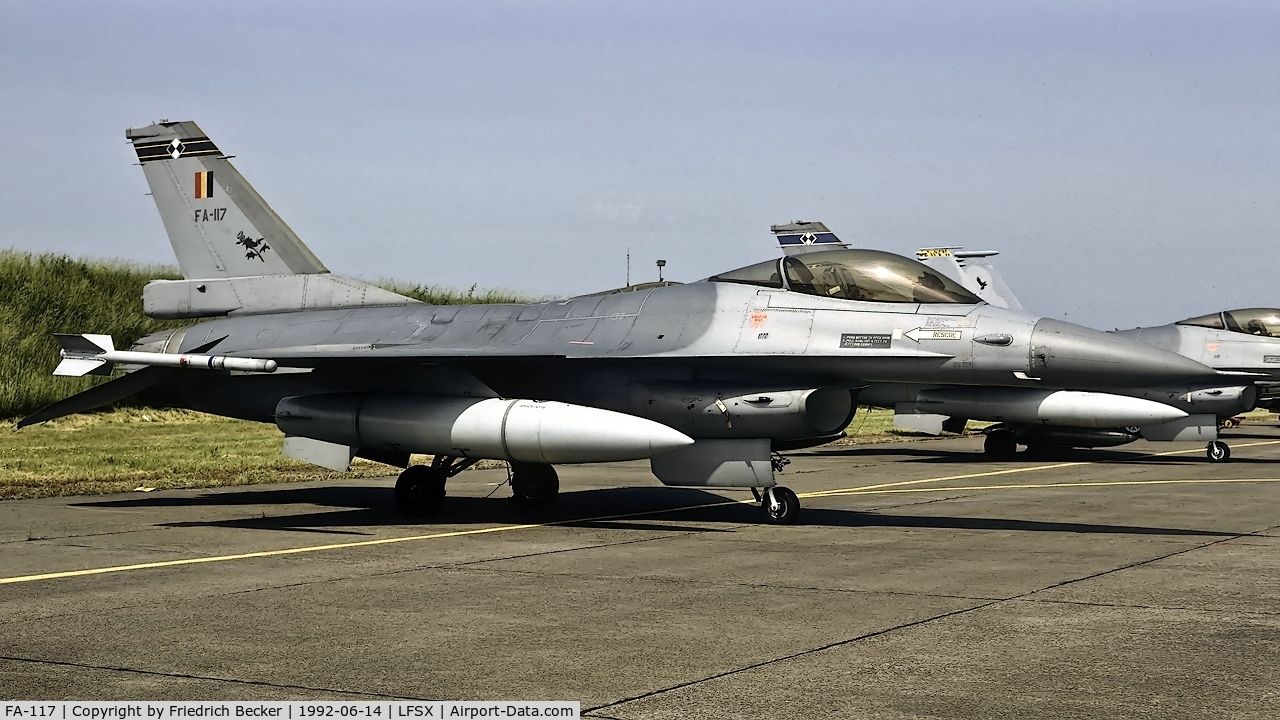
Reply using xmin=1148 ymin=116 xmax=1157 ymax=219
xmin=275 ymin=394 xmax=694 ymax=464
xmin=912 ymin=388 xmax=1187 ymax=428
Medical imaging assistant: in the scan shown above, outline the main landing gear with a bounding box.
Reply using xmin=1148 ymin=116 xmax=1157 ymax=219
xmin=1206 ymin=440 xmax=1231 ymax=463
xmin=395 ymin=455 xmax=480 ymax=517
xmin=984 ymin=429 xmax=1018 ymax=460
xmin=509 ymin=462 xmax=559 ymax=507
xmin=395 ymin=458 xmax=562 ymax=517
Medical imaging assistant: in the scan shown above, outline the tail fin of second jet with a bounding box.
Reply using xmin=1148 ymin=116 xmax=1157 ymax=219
xmin=916 ymin=247 xmax=1026 ymax=312
xmin=771 ymin=221 xmax=848 ymax=255
xmin=126 ymin=120 xmax=327 ymax=279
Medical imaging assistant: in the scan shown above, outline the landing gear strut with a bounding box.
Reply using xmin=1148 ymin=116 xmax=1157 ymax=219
xmin=510 ymin=462 xmax=559 ymax=507
xmin=394 ymin=455 xmax=480 ymax=518
xmin=984 ymin=430 xmax=1018 ymax=460
xmin=1206 ymin=441 xmax=1231 ymax=463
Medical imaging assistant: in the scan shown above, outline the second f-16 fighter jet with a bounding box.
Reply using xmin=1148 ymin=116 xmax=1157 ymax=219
xmin=896 ymin=245 xmax=1271 ymax=462
xmin=21 ymin=122 xmax=1231 ymax=523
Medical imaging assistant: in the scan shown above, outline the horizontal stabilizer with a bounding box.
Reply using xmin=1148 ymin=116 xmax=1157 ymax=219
xmin=18 ymin=366 xmax=176 ymax=428
xmin=143 ymin=274 xmax=417 ymax=320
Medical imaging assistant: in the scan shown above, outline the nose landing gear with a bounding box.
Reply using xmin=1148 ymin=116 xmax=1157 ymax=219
xmin=752 ymin=486 xmax=800 ymax=524
xmin=1206 ymin=440 xmax=1231 ymax=463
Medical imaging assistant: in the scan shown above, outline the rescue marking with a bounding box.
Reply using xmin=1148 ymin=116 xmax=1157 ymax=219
xmin=902 ymin=328 xmax=963 ymax=342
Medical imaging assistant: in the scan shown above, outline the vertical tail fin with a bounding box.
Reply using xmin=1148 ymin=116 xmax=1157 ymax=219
xmin=916 ymin=247 xmax=1026 ymax=312
xmin=771 ymin=221 xmax=848 ymax=255
xmin=126 ymin=121 xmax=327 ymax=279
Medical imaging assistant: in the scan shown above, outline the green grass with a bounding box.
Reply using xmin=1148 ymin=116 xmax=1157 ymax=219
xmin=0 ymin=249 xmax=530 ymax=420
xmin=0 ymin=251 xmax=187 ymax=421
xmin=841 ymin=406 xmax=992 ymax=443
xmin=378 ymin=280 xmax=539 ymax=306
xmin=0 ymin=409 xmax=394 ymax=500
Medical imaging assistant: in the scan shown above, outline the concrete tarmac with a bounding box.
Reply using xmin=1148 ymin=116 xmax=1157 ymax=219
xmin=2 ymin=428 xmax=1279 ymax=719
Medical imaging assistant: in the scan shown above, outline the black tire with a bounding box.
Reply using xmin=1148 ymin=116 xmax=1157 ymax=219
xmin=395 ymin=465 xmax=447 ymax=517
xmin=510 ymin=462 xmax=559 ymax=507
xmin=984 ymin=430 xmax=1018 ymax=460
xmin=764 ymin=486 xmax=800 ymax=525
xmin=1206 ymin=441 xmax=1231 ymax=463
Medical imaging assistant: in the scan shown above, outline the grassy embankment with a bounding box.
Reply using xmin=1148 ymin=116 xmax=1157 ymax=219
xmin=0 ymin=250 xmax=527 ymax=499
xmin=0 ymin=250 xmax=530 ymax=420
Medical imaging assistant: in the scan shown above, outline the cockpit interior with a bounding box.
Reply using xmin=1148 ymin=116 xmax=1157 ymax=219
xmin=709 ymin=249 xmax=981 ymax=304
xmin=1177 ymin=308 xmax=1280 ymax=337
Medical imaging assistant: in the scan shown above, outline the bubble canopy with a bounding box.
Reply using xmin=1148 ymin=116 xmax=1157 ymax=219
xmin=708 ymin=249 xmax=982 ymax=304
xmin=1178 ymin=308 xmax=1280 ymax=337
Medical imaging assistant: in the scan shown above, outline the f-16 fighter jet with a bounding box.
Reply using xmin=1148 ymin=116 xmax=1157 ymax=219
xmin=21 ymin=122 xmax=1228 ymax=523
xmin=895 ymin=245 xmax=1269 ymax=462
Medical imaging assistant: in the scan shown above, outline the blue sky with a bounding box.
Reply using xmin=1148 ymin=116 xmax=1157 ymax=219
xmin=2 ymin=1 xmax=1277 ymax=328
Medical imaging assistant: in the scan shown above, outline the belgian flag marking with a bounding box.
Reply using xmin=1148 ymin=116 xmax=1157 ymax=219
xmin=194 ymin=171 xmax=214 ymax=199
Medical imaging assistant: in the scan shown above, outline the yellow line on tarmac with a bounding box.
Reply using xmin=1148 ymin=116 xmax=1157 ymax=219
xmin=809 ymin=476 xmax=1280 ymax=499
xmin=3 ymin=439 xmax=1278 ymax=586
xmin=801 ymin=439 xmax=1280 ymax=499
xmin=0 ymin=498 xmax=754 ymax=586
xmin=1145 ymin=439 xmax=1280 ymax=456
xmin=0 ymin=522 xmax=540 ymax=585
xmin=801 ymin=461 xmax=1085 ymax=498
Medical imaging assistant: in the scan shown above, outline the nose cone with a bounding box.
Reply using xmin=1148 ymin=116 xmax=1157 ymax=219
xmin=1030 ymin=318 xmax=1218 ymax=388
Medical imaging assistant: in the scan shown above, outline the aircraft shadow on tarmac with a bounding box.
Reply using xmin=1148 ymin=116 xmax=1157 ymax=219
xmin=1219 ymin=431 xmax=1280 ymax=440
xmin=73 ymin=485 xmax=1233 ymax=538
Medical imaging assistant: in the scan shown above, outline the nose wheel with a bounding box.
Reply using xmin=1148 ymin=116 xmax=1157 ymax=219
xmin=1207 ymin=441 xmax=1231 ymax=463
xmin=757 ymin=486 xmax=800 ymax=524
